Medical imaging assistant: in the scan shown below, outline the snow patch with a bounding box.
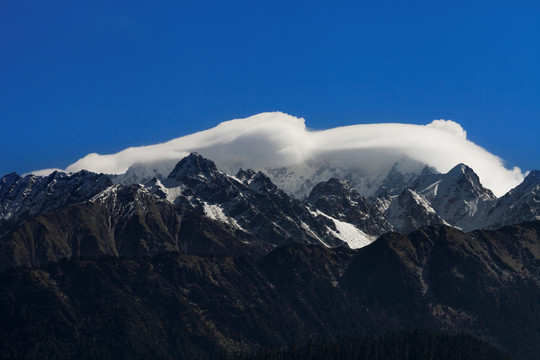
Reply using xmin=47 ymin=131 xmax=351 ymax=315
xmin=300 ymin=221 xmax=329 ymax=247
xmin=162 ymin=185 xmax=185 ymax=204
xmin=203 ymin=202 xmax=245 ymax=231
xmin=409 ymin=190 xmax=437 ymax=214
xmin=311 ymin=209 xmax=375 ymax=249
xmin=422 ymin=180 xmax=441 ymax=197
xmin=89 ymin=185 xmax=119 ymax=203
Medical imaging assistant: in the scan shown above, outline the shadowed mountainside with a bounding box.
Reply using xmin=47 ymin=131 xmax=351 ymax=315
xmin=1 ymin=221 xmax=539 ymax=359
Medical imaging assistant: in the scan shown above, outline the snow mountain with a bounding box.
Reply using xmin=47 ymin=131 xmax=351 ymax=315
xmin=252 ymin=157 xmax=434 ymax=200
xmin=0 ymin=170 xmax=111 ymax=228
xmin=303 ymin=161 xmax=538 ymax=234
xmin=382 ymin=188 xmax=449 ymax=234
xmin=479 ymin=170 xmax=540 ymax=229
xmin=110 ymin=153 xmax=435 ymax=200
xmin=407 ymin=163 xmax=495 ymax=229
xmin=307 ymin=177 xmax=393 ymax=236
xmin=0 ymin=152 xmax=539 ymax=269
xmin=145 ymin=153 xmax=375 ymax=249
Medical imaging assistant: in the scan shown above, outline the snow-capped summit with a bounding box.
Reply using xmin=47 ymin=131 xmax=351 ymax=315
xmin=446 ymin=163 xmax=495 ymax=198
xmin=144 ymin=153 xmax=374 ymax=249
xmin=248 ymin=172 xmax=281 ymax=196
xmin=517 ymin=170 xmax=540 ymax=191
xmin=383 ymin=187 xmax=448 ymax=233
xmin=1 ymin=150 xmax=539 ymax=256
xmin=160 ymin=152 xmax=244 ymax=206
xmin=265 ymin=157 xmax=433 ymax=199
xmin=414 ymin=163 xmax=495 ymax=201
xmin=373 ymin=163 xmax=438 ymax=198
xmin=167 ymin=152 xmax=220 ymax=182
xmin=0 ymin=170 xmax=111 ymax=227
xmin=480 ymin=170 xmax=540 ymax=229
xmin=407 ymin=163 xmax=495 ymax=229
xmin=109 ymin=160 xmax=176 ymax=185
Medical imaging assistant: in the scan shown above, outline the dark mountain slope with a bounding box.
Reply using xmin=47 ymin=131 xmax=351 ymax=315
xmin=232 ymin=331 xmax=512 ymax=360
xmin=0 ymin=250 xmax=366 ymax=360
xmin=1 ymin=221 xmax=539 ymax=359
xmin=344 ymin=221 xmax=540 ymax=359
xmin=0 ymin=184 xmax=269 ymax=271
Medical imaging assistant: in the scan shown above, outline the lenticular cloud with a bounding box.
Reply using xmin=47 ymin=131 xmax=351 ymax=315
xmin=44 ymin=112 xmax=523 ymax=197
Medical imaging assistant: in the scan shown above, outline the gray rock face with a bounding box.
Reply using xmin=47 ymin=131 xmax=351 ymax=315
xmin=310 ymin=163 xmax=539 ymax=234
xmin=480 ymin=170 xmax=540 ymax=229
xmin=0 ymin=170 xmax=112 ymax=227
xmin=1 ymin=153 xmax=539 ymax=266
xmin=147 ymin=153 xmax=359 ymax=249
xmin=307 ymin=178 xmax=392 ymax=236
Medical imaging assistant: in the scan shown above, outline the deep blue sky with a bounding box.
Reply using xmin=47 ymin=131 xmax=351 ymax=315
xmin=1 ymin=1 xmax=539 ymax=176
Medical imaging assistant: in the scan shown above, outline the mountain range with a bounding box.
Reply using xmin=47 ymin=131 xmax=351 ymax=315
xmin=2 ymin=153 xmax=538 ymax=258
xmin=1 ymin=152 xmax=539 ymax=359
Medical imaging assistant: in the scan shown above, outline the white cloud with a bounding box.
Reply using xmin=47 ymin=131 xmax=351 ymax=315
xmin=36 ymin=112 xmax=525 ymax=197
xmin=426 ymin=119 xmax=467 ymax=139
xmin=25 ymin=168 xmax=65 ymax=177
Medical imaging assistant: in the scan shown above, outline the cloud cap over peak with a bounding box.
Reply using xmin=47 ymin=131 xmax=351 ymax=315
xmin=426 ymin=119 xmax=467 ymax=139
xmin=45 ymin=112 xmax=523 ymax=197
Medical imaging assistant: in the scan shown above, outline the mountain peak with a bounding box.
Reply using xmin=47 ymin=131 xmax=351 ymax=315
xmin=420 ymin=165 xmax=439 ymax=175
xmin=235 ymin=168 xmax=257 ymax=184
xmin=325 ymin=177 xmax=351 ymax=188
xmin=249 ymin=171 xmax=280 ymax=194
xmin=167 ymin=153 xmax=219 ymax=181
xmin=518 ymin=170 xmax=540 ymax=192
xmin=0 ymin=170 xmax=112 ymax=224
xmin=445 ymin=163 xmax=495 ymax=198
xmin=383 ymin=187 xmax=446 ymax=233
xmin=309 ymin=178 xmax=354 ymax=200
xmin=504 ymin=169 xmax=540 ymax=196
xmin=0 ymin=172 xmax=20 ymax=187
xmin=447 ymin=163 xmax=474 ymax=176
xmin=524 ymin=170 xmax=540 ymax=183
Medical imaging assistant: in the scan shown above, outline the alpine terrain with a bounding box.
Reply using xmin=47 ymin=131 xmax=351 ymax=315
xmin=1 ymin=148 xmax=539 ymax=359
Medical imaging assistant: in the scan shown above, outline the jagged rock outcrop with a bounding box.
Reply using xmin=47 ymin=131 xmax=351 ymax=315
xmin=480 ymin=170 xmax=540 ymax=229
xmin=146 ymin=153 xmax=370 ymax=249
xmin=382 ymin=188 xmax=448 ymax=233
xmin=307 ymin=178 xmax=392 ymax=236
xmin=0 ymin=170 xmax=111 ymax=229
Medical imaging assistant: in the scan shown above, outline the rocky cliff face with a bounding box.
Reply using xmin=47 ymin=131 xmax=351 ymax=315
xmin=307 ymin=177 xmax=393 ymax=236
xmin=0 ymin=170 xmax=111 ymax=229
xmin=480 ymin=170 xmax=540 ymax=229
xmin=146 ymin=153 xmax=373 ymax=249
